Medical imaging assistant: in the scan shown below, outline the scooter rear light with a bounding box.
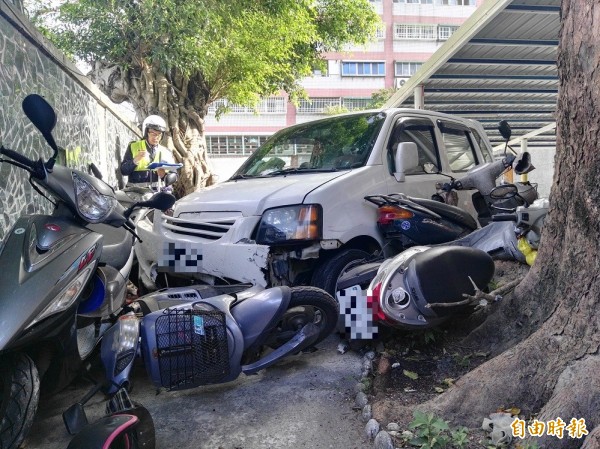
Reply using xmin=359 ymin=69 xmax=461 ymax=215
xmin=378 ymin=205 xmax=413 ymax=225
xmin=367 ymin=282 xmax=387 ymax=322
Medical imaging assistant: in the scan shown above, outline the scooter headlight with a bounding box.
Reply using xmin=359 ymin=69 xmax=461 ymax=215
xmin=72 ymin=172 xmax=116 ymax=222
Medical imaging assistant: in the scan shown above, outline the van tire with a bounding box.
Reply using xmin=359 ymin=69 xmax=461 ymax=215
xmin=312 ymin=249 xmax=371 ymax=297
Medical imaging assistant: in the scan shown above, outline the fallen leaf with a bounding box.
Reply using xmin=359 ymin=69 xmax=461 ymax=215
xmin=403 ymin=370 xmax=419 ymax=380
xmin=506 ymin=407 xmax=521 ymax=416
xmin=434 ymin=387 xmax=445 ymax=393
xmin=442 ymin=378 xmax=455 ymax=386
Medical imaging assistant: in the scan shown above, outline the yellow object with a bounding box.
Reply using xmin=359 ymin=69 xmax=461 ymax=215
xmin=517 ymin=237 xmax=537 ymax=266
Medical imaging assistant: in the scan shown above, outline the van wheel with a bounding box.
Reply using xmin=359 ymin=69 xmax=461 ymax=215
xmin=311 ymin=249 xmax=371 ymax=297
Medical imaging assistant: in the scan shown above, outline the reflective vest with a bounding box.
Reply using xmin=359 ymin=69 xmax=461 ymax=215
xmin=130 ymin=140 xmax=163 ymax=171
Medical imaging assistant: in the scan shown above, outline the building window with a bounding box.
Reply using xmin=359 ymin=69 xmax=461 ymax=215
xmin=395 ymin=62 xmax=423 ymax=77
xmin=207 ymin=135 xmax=269 ymax=156
xmin=393 ymin=0 xmax=433 ymax=3
xmin=341 ymin=61 xmax=385 ymax=76
xmin=435 ymin=0 xmax=475 ymax=5
xmin=394 ymin=24 xmax=436 ymax=40
xmin=207 ymin=97 xmax=285 ymax=115
xmin=342 ymin=98 xmax=371 ymax=111
xmin=375 ymin=24 xmax=385 ymax=39
xmin=297 ymin=98 xmax=341 ymax=114
xmin=438 ymin=25 xmax=459 ymax=40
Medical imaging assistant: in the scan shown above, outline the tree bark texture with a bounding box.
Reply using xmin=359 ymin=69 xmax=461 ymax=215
xmin=375 ymin=3 xmax=600 ymax=448
xmin=91 ymin=63 xmax=214 ymax=195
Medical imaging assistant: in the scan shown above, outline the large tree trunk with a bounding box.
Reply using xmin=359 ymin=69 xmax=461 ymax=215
xmin=90 ymin=62 xmax=214 ymax=195
xmin=374 ymin=3 xmax=600 ymax=448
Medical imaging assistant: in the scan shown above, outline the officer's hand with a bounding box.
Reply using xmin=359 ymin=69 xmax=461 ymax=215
xmin=133 ymin=151 xmax=148 ymax=164
xmin=157 ymin=168 xmax=166 ymax=177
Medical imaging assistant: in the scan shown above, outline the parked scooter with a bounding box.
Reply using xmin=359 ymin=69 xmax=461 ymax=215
xmin=89 ymin=161 xmax=181 ymax=293
xmin=0 ymin=94 xmax=176 ymax=449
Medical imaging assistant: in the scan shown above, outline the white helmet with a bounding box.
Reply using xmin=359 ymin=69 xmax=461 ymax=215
xmin=142 ymin=115 xmax=167 ymax=137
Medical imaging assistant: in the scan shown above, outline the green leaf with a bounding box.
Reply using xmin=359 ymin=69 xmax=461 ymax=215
xmin=403 ymin=369 xmax=419 ymax=380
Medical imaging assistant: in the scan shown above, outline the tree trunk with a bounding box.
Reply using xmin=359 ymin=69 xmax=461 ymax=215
xmin=374 ymin=3 xmax=600 ymax=448
xmin=90 ymin=63 xmax=214 ymax=195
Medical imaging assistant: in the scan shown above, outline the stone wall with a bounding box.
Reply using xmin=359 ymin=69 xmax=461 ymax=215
xmin=0 ymin=0 xmax=139 ymax=240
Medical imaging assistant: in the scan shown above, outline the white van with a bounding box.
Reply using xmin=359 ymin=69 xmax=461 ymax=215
xmin=136 ymin=108 xmax=494 ymax=294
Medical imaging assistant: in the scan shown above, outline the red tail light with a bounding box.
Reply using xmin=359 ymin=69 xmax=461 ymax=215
xmin=378 ymin=205 xmax=413 ymax=225
xmin=367 ymin=282 xmax=388 ymax=322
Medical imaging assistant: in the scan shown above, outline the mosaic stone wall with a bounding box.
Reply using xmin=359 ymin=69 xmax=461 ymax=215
xmin=0 ymin=8 xmax=139 ymax=241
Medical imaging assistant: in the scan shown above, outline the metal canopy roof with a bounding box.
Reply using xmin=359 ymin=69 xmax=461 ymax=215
xmin=383 ymin=0 xmax=560 ymax=153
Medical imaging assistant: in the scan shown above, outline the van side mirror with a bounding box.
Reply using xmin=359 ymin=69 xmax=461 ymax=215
xmin=394 ymin=142 xmax=419 ymax=182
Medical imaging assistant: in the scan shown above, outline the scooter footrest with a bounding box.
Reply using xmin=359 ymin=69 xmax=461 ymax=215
xmin=153 ymin=307 xmax=230 ymax=390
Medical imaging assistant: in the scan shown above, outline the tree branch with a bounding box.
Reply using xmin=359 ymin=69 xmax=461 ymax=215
xmin=426 ymin=277 xmax=524 ymax=309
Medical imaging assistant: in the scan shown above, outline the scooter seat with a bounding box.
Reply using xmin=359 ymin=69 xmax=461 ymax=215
xmin=87 ymin=223 xmax=134 ymax=270
xmin=408 ymin=197 xmax=478 ymax=231
xmin=406 ymin=246 xmax=495 ymax=317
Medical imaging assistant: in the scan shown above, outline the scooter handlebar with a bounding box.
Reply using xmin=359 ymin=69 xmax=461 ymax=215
xmin=492 ymin=214 xmax=517 ymax=222
xmin=0 ymin=146 xmax=45 ymax=179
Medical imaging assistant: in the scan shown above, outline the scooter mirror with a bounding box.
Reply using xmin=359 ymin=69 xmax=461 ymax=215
xmin=22 ymin=94 xmax=59 ymax=156
xmin=164 ymin=172 xmax=178 ymax=187
xmin=498 ymin=120 xmax=512 ymax=140
xmin=145 ymin=191 xmax=176 ymax=210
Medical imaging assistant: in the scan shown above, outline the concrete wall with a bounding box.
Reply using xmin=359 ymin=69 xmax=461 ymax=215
xmin=0 ymin=0 xmax=140 ymax=240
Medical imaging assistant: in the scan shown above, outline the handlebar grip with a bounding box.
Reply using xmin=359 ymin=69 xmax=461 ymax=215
xmin=492 ymin=214 xmax=517 ymax=222
xmin=0 ymin=147 xmax=36 ymax=169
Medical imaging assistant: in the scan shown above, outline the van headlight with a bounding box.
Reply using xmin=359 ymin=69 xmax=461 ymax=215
xmin=255 ymin=205 xmax=322 ymax=245
xmin=72 ymin=172 xmax=116 ymax=222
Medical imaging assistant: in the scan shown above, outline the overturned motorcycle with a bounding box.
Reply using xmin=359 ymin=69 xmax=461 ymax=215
xmin=335 ymin=196 xmax=548 ymax=340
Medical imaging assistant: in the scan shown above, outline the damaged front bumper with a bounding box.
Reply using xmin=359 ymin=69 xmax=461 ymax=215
xmin=135 ymin=211 xmax=271 ymax=287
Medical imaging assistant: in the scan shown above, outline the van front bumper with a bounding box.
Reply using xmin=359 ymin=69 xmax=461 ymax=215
xmin=135 ymin=212 xmax=271 ymax=287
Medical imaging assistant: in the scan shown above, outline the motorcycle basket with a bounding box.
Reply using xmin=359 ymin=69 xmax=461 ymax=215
xmin=152 ymin=306 xmax=230 ymax=390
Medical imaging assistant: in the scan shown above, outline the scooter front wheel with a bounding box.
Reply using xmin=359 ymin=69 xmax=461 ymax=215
xmin=266 ymin=286 xmax=339 ymax=349
xmin=0 ymin=354 xmax=40 ymax=449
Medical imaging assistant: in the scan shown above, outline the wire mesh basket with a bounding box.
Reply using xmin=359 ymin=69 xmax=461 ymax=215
xmin=154 ymin=307 xmax=229 ymax=390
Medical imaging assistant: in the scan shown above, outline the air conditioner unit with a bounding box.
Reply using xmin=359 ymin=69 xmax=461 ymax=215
xmin=394 ymin=78 xmax=409 ymax=89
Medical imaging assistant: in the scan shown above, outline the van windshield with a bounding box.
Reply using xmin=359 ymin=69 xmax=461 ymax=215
xmin=232 ymin=112 xmax=386 ymax=178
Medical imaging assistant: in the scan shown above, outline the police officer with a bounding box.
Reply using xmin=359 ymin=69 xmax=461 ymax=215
xmin=120 ymin=115 xmax=174 ymax=186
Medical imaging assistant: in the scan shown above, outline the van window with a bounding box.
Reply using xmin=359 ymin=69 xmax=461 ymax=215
xmin=438 ymin=120 xmax=479 ymax=172
xmin=388 ymin=119 xmax=440 ymax=175
xmin=234 ymin=112 xmax=386 ymax=177
xmin=470 ymin=128 xmax=493 ymax=163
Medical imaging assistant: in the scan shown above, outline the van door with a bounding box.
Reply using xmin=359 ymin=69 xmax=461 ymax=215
xmin=385 ymin=116 xmax=447 ymax=198
xmin=435 ymin=119 xmax=483 ymax=218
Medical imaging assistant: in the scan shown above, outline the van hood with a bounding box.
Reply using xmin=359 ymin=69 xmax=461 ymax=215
xmin=175 ymin=171 xmax=350 ymax=216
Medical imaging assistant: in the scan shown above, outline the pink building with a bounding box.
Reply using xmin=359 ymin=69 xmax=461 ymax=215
xmin=205 ymin=0 xmax=483 ymax=168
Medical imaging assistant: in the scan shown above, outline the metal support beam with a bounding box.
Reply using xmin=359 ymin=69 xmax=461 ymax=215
xmin=430 ymin=74 xmax=557 ymax=80
xmin=504 ymin=4 xmax=560 ymax=13
xmin=492 ymin=123 xmax=557 ymax=152
xmin=447 ymin=58 xmax=556 ymax=65
xmin=469 ymin=38 xmax=558 ymax=46
xmin=414 ymin=85 xmax=424 ymax=109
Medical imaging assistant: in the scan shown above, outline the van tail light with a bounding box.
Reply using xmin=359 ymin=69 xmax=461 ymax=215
xmin=377 ymin=205 xmax=414 ymax=225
